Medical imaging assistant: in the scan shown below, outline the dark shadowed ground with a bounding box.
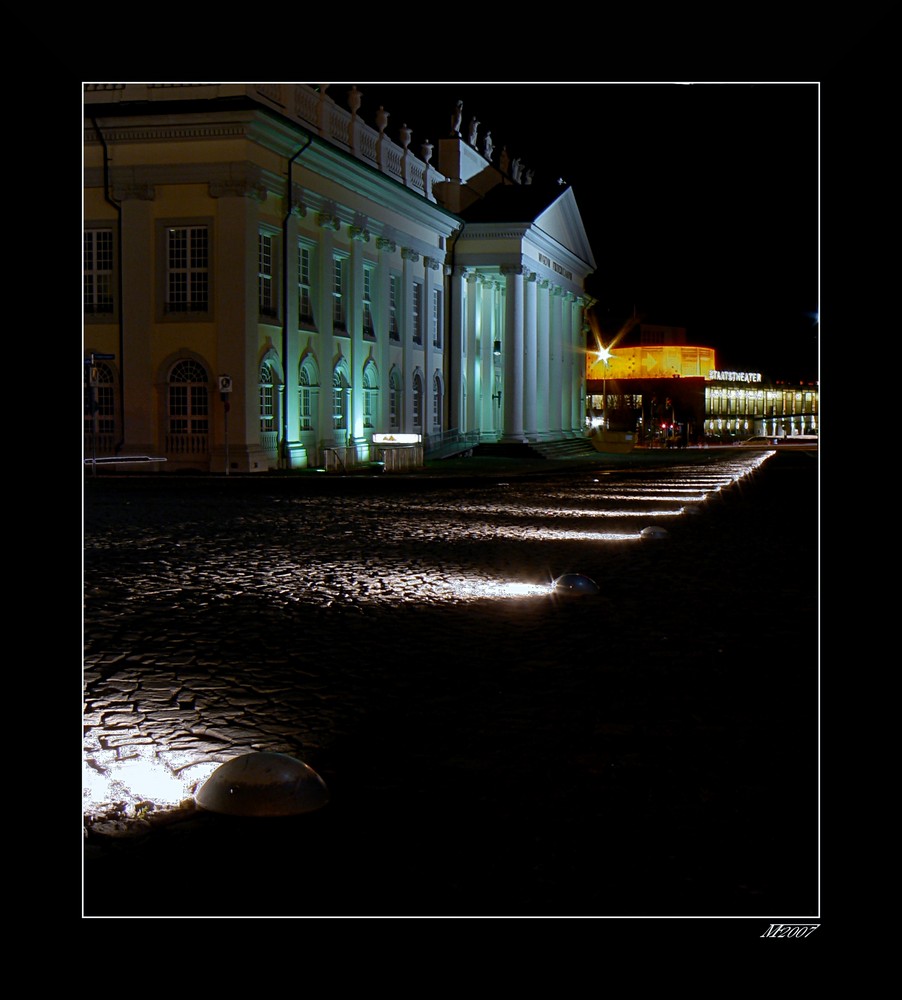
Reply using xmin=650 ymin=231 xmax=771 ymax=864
xmin=82 ymin=448 xmax=819 ymax=925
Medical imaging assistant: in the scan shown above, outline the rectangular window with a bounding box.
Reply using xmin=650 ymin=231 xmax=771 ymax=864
xmin=332 ymin=255 xmax=346 ymax=331
xmin=363 ymin=265 xmax=376 ymax=339
xmin=412 ymin=281 xmax=423 ymax=345
xmin=259 ymin=383 xmax=274 ymax=432
xmin=258 ymin=233 xmax=275 ymax=317
xmin=432 ymin=288 xmax=442 ymax=349
xmin=167 ymin=226 xmax=209 ymax=312
xmin=84 ymin=230 xmax=114 ymax=314
xmin=298 ymin=242 xmax=314 ymax=326
xmin=333 ymin=382 xmax=345 ymax=429
xmin=389 ymin=274 xmax=400 ymax=341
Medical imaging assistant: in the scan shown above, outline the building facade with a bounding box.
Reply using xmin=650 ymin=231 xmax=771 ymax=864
xmin=586 ymin=325 xmax=818 ymax=445
xmin=84 ymin=84 xmax=596 ymax=472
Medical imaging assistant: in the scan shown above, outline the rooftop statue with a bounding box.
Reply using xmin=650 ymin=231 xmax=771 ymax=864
xmin=451 ymin=100 xmax=463 ymax=136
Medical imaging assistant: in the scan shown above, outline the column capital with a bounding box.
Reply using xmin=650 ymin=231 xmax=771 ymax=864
xmin=500 ymin=263 xmax=529 ymax=277
xmin=423 ymin=256 xmax=441 ymax=271
xmin=401 ymin=247 xmax=420 ymax=262
xmin=317 ymin=212 xmax=341 ymax=231
xmin=376 ymin=237 xmax=397 ymax=253
xmin=350 ymin=225 xmax=371 ymax=242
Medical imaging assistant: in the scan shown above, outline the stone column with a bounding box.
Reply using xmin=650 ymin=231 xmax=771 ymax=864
xmin=316 ymin=211 xmax=341 ymax=460
xmin=451 ymin=265 xmax=468 ymax=433
xmin=401 ymin=246 xmax=419 ymax=433
xmin=536 ymin=279 xmax=551 ymax=439
xmin=549 ymin=285 xmax=564 ymax=439
xmin=376 ymin=237 xmax=396 ymax=434
xmin=349 ymin=222 xmax=370 ymax=450
xmin=500 ymin=264 xmax=526 ymax=442
xmin=423 ymin=255 xmax=441 ymax=442
xmin=210 ymin=174 xmax=267 ymax=472
xmin=523 ymin=271 xmax=538 ymax=441
xmin=282 ymin=188 xmax=308 ymax=468
xmin=114 ymin=181 xmax=155 ymax=455
xmin=479 ymin=275 xmax=495 ymax=438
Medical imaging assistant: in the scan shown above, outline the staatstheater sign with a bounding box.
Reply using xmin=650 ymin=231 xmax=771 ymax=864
xmin=708 ymin=370 xmax=762 ymax=383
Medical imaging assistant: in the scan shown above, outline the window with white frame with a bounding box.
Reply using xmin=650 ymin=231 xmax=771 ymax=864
xmin=412 ymin=371 xmax=423 ymax=429
xmin=363 ymin=264 xmax=376 ymax=339
xmin=84 ymin=361 xmax=116 ymax=437
xmin=333 ymin=368 xmax=348 ymax=429
xmin=84 ymin=230 xmax=114 ymax=314
xmin=259 ymin=362 xmax=275 ymax=432
xmin=168 ymin=359 xmax=209 ymax=434
xmin=389 ymin=274 xmax=400 ymax=341
xmin=363 ymin=361 xmax=378 ymax=428
xmin=432 ymin=288 xmax=443 ymax=349
xmin=298 ymin=241 xmax=315 ymax=327
xmin=299 ymin=358 xmax=318 ymax=432
xmin=389 ymin=367 xmax=401 ymax=430
xmin=258 ymin=233 xmax=276 ymax=317
xmin=432 ymin=371 xmax=443 ymax=432
xmin=332 ymin=254 xmax=347 ymax=332
xmin=412 ymin=281 xmax=423 ymax=345
xmin=166 ymin=227 xmax=209 ymax=312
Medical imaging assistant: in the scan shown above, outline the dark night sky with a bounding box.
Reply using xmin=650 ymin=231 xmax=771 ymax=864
xmin=336 ymin=81 xmax=819 ymax=382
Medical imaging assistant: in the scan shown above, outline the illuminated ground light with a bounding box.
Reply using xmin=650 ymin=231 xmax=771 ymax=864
xmin=442 ymin=577 xmax=553 ymax=600
xmin=83 ymin=749 xmax=220 ymax=819
xmin=195 ymin=752 xmax=329 ymax=817
xmin=552 ymin=573 xmax=601 ymax=595
xmin=640 ymin=525 xmax=670 ymax=539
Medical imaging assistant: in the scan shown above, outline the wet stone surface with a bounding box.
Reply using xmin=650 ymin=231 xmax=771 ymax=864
xmin=83 ymin=452 xmax=818 ymax=918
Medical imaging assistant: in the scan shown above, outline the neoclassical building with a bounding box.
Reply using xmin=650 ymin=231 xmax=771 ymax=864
xmin=83 ymin=83 xmax=597 ymax=472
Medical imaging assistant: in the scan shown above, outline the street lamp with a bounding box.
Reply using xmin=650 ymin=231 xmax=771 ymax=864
xmin=596 ymin=343 xmax=612 ymax=433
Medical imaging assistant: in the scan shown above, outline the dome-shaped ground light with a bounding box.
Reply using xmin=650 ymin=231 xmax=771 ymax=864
xmin=640 ymin=525 xmax=670 ymax=539
xmin=196 ymin=752 xmax=329 ymax=817
xmin=552 ymin=573 xmax=600 ymax=596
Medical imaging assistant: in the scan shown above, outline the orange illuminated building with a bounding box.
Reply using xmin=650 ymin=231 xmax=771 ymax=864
xmin=585 ymin=324 xmax=817 ymax=445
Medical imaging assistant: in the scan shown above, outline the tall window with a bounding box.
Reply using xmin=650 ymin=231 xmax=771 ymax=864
xmin=168 ymin=359 xmax=209 ymax=434
xmin=259 ymin=362 xmax=275 ymax=432
xmin=298 ymin=242 xmax=315 ymax=327
xmin=363 ymin=265 xmax=376 ymax=339
xmin=84 ymin=361 xmax=115 ymax=438
xmin=412 ymin=371 xmax=423 ymax=429
xmin=363 ymin=361 xmax=378 ymax=428
xmin=332 ymin=255 xmax=347 ymax=331
xmin=84 ymin=230 xmax=114 ymax=314
xmin=389 ymin=274 xmax=400 ymax=341
xmin=389 ymin=367 xmax=401 ymax=430
xmin=333 ymin=368 xmax=349 ymax=430
xmin=412 ymin=281 xmax=423 ymax=345
xmin=432 ymin=288 xmax=443 ymax=348
xmin=432 ymin=371 xmax=443 ymax=432
xmin=258 ymin=233 xmax=275 ymax=317
xmin=299 ymin=358 xmax=318 ymax=432
xmin=166 ymin=227 xmax=208 ymax=312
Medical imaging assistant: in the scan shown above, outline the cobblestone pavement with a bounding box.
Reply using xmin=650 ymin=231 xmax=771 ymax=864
xmin=82 ymin=450 xmax=819 ymax=919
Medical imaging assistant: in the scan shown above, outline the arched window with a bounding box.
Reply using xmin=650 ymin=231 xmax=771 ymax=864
xmin=168 ymin=359 xmax=209 ymax=436
xmin=259 ymin=362 xmax=276 ymax=433
xmin=299 ymin=356 xmax=319 ymax=432
xmin=432 ymin=371 xmax=443 ymax=433
xmin=363 ymin=361 xmax=378 ymax=429
xmin=412 ymin=370 xmax=423 ymax=430
xmin=389 ymin=367 xmax=402 ymax=431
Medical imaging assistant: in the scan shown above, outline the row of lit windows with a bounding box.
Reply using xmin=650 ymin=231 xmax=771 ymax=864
xmin=85 ymin=227 xmax=442 ymax=349
xmin=85 ymin=360 xmax=445 ymax=444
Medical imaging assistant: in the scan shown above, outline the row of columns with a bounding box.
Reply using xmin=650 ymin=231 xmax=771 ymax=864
xmin=451 ymin=265 xmax=587 ymax=444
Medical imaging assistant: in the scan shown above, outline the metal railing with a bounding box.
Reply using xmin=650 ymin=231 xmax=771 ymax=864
xmin=424 ymin=428 xmax=480 ymax=458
